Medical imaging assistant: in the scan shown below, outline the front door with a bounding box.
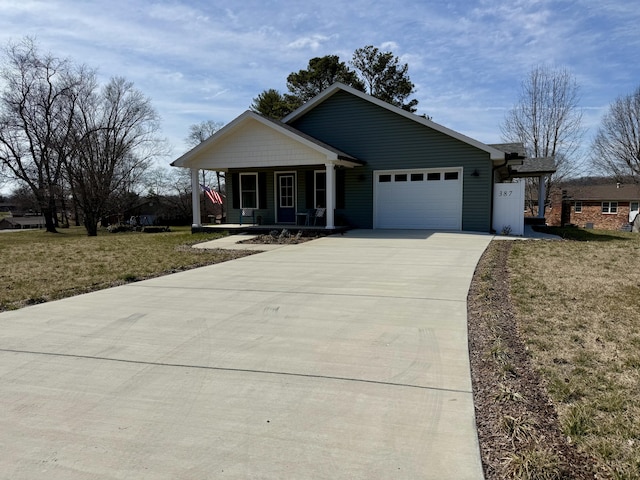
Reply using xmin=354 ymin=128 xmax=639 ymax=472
xmin=277 ymin=173 xmax=296 ymax=223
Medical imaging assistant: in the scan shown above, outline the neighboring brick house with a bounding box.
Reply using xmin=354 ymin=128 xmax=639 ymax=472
xmin=548 ymin=183 xmax=640 ymax=230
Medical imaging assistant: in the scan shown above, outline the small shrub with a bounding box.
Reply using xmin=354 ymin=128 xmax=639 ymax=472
xmin=495 ymin=383 xmax=524 ymax=403
xmin=107 ymin=223 xmax=134 ymax=233
xmin=503 ymin=445 xmax=561 ymax=480
xmin=489 ymin=337 xmax=510 ymax=363
xmin=501 ymin=414 xmax=537 ymax=445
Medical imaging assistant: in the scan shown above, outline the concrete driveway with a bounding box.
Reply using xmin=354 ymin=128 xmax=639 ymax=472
xmin=0 ymin=229 xmax=492 ymax=479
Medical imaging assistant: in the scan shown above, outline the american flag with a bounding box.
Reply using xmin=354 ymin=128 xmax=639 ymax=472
xmin=200 ymin=184 xmax=223 ymax=204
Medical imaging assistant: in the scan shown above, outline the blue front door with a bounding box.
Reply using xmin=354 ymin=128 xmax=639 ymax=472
xmin=277 ymin=173 xmax=296 ymax=223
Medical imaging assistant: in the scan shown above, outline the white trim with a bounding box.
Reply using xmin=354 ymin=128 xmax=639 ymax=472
xmin=191 ymin=168 xmax=201 ymax=228
xmin=373 ymin=166 xmax=463 ymax=230
xmin=239 ymin=172 xmax=259 ymax=209
xmin=283 ymin=83 xmax=506 ymax=161
xmin=602 ymin=201 xmax=618 ymax=214
xmin=274 ymin=171 xmax=297 ymax=224
xmin=325 ymin=164 xmax=335 ymax=229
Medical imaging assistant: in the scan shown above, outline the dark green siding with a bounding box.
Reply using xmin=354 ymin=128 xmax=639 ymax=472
xmin=289 ymin=91 xmax=493 ymax=231
xmin=227 ymin=167 xmax=321 ymax=225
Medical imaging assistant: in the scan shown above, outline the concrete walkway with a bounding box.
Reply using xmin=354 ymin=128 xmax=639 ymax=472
xmin=0 ymin=229 xmax=492 ymax=479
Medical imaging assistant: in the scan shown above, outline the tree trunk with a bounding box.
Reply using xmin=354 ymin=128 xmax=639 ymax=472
xmin=84 ymin=212 xmax=99 ymax=236
xmin=42 ymin=205 xmax=58 ymax=233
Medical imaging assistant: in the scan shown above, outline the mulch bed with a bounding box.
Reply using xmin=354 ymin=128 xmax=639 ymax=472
xmin=238 ymin=229 xmax=327 ymax=245
xmin=467 ymin=241 xmax=599 ymax=479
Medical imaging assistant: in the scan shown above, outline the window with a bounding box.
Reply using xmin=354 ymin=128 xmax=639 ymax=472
xmin=574 ymin=201 xmax=582 ymax=213
xmin=395 ymin=174 xmax=407 ymax=182
xmin=279 ymin=175 xmax=294 ymax=208
xmin=427 ymin=172 xmax=441 ymax=181
xmin=314 ymin=171 xmax=326 ymax=208
xmin=631 ymin=201 xmax=639 ymax=212
xmin=379 ymin=174 xmax=392 ymax=182
xmin=410 ymin=173 xmax=424 ymax=181
xmin=444 ymin=171 xmax=459 ymax=180
xmin=240 ymin=173 xmax=258 ymax=209
xmin=602 ymin=201 xmax=618 ymax=214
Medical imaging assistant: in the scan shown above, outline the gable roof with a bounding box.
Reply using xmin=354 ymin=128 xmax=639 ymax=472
xmin=283 ymin=83 xmax=507 ymax=162
xmin=171 ymin=110 xmax=362 ymax=170
xmin=562 ymin=183 xmax=640 ymax=201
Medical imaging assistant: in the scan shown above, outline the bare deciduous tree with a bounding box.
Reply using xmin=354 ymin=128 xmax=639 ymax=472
xmin=591 ymin=86 xmax=640 ymax=179
xmin=66 ymin=77 xmax=163 ymax=236
xmin=186 ymin=120 xmax=224 ymax=147
xmin=501 ymin=65 xmax=584 ymax=213
xmin=0 ymin=38 xmax=80 ymax=232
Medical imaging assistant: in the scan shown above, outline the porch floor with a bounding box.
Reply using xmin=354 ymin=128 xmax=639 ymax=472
xmin=192 ymin=224 xmax=350 ymax=235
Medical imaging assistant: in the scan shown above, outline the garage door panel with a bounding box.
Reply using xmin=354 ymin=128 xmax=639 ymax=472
xmin=374 ymin=169 xmax=462 ymax=230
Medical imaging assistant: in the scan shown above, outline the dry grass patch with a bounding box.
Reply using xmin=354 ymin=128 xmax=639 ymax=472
xmin=509 ymin=228 xmax=640 ymax=478
xmin=0 ymin=227 xmax=254 ymax=311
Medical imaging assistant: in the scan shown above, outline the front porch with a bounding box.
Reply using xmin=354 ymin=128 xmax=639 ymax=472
xmin=171 ymin=111 xmax=364 ymax=233
xmin=192 ymin=223 xmax=351 ymax=235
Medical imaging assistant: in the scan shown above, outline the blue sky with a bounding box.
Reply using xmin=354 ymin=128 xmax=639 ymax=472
xmin=0 ymin=0 xmax=638 ymax=171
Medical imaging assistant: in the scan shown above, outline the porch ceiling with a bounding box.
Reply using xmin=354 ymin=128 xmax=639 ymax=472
xmin=171 ymin=111 xmax=363 ymax=171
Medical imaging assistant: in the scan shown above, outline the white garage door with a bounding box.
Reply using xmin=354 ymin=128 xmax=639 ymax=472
xmin=374 ymin=168 xmax=463 ymax=229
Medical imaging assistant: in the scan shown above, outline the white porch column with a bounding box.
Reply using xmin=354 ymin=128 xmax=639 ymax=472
xmin=538 ymin=175 xmax=547 ymax=219
xmin=325 ymin=163 xmax=335 ymax=229
xmin=191 ymin=168 xmax=201 ymax=228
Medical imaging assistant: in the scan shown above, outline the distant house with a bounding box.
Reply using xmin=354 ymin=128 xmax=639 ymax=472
xmin=172 ymin=83 xmax=553 ymax=232
xmin=548 ymin=183 xmax=640 ymax=230
xmin=0 ymin=215 xmax=46 ymax=230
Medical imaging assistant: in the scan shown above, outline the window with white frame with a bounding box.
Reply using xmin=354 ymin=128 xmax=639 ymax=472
xmin=602 ymin=201 xmax=618 ymax=214
xmin=240 ymin=173 xmax=258 ymax=209
xmin=631 ymin=201 xmax=639 ymax=212
xmin=314 ymin=171 xmax=326 ymax=208
xmin=574 ymin=201 xmax=582 ymax=213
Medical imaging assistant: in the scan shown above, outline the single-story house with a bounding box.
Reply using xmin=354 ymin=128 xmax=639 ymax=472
xmin=0 ymin=215 xmax=46 ymax=230
xmin=172 ymin=83 xmax=552 ymax=232
xmin=548 ymin=183 xmax=640 ymax=230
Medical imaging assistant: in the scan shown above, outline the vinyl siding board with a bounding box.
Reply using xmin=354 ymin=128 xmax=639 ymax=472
xmin=213 ymin=121 xmax=328 ymax=169
xmin=289 ymin=90 xmax=493 ymax=231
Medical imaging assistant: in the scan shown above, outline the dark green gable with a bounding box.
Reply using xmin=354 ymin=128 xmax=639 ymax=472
xmin=288 ymin=90 xmax=493 ymax=231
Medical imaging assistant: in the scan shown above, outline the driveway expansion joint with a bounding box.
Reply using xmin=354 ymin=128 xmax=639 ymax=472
xmin=0 ymin=348 xmax=472 ymax=395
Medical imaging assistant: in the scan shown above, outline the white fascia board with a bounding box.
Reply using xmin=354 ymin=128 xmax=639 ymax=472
xmin=283 ymin=83 xmax=506 ymax=161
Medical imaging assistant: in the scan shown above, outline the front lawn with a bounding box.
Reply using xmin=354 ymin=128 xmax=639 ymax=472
xmin=0 ymin=226 xmax=253 ymax=311
xmin=471 ymin=227 xmax=640 ymax=478
xmin=509 ymin=228 xmax=640 ymax=478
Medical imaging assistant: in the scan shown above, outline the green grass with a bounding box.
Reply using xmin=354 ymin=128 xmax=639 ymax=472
xmin=0 ymin=226 xmax=251 ymax=311
xmin=509 ymin=228 xmax=640 ymax=478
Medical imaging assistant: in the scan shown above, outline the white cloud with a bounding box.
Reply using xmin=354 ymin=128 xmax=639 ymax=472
xmin=287 ymin=34 xmax=335 ymax=51
xmin=0 ymin=0 xmax=637 ymax=163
